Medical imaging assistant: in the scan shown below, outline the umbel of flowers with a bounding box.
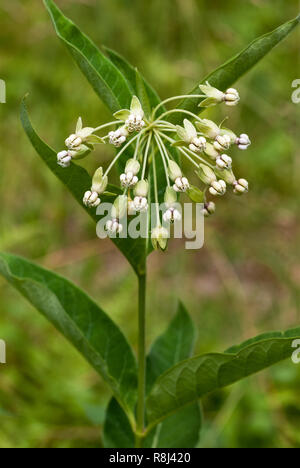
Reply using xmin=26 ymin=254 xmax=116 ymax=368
xmin=57 ymin=83 xmax=251 ymax=250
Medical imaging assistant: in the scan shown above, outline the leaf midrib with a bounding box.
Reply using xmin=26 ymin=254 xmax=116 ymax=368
xmin=0 ymin=254 xmax=136 ymax=415
xmin=45 ymin=0 xmax=132 ymax=111
xmin=146 ymin=334 xmax=299 ymax=428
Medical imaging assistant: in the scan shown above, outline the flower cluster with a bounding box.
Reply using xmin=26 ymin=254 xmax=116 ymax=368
xmin=56 ymin=82 xmax=251 ymax=250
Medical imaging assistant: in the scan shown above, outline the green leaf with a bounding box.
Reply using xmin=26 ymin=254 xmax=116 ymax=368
xmin=0 ymin=253 xmax=137 ymax=417
xmin=145 ymin=302 xmax=201 ymax=448
xmin=104 ymin=398 xmax=202 ymax=448
xmin=104 ymin=47 xmax=163 ymax=114
xmin=43 ymin=0 xmax=132 ymax=113
xmin=173 ymin=15 xmax=300 ymax=122
xmin=145 ymin=403 xmax=202 ymax=448
xmin=146 ymin=301 xmax=196 ymax=392
xmin=103 ymin=303 xmax=201 ymax=448
xmin=135 ymin=70 xmax=152 ymax=118
xmin=103 ymin=398 xmax=135 ymax=448
xmin=146 ymin=325 xmax=300 ymax=427
xmin=20 ymin=98 xmax=147 ymax=275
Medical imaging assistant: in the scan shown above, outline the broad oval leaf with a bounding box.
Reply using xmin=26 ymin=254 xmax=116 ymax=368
xmin=0 ymin=252 xmax=137 ymax=417
xmin=103 ymin=398 xmax=202 ymax=449
xmin=103 ymin=47 xmax=163 ymax=115
xmin=145 ymin=403 xmax=202 ymax=449
xmin=104 ymin=302 xmax=201 ymax=448
xmin=146 ymin=301 xmax=197 ymax=392
xmin=103 ymin=398 xmax=135 ymax=448
xmin=172 ymin=15 xmax=300 ymax=122
xmin=44 ymin=0 xmax=132 ymax=112
xmin=145 ymin=302 xmax=201 ymax=448
xmin=20 ymin=98 xmax=147 ymax=275
xmin=146 ymin=325 xmax=300 ymax=427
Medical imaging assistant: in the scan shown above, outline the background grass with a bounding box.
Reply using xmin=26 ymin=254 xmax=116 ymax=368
xmin=0 ymin=0 xmax=300 ymax=448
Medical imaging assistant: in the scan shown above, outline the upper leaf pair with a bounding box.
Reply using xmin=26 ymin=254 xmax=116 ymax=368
xmin=35 ymin=1 xmax=299 ymax=274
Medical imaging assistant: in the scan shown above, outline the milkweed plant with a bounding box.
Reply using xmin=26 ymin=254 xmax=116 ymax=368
xmin=0 ymin=0 xmax=299 ymax=449
xmin=59 ymin=86 xmax=250 ymax=247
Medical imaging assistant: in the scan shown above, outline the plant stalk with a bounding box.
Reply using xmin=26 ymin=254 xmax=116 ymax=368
xmin=135 ymin=272 xmax=147 ymax=448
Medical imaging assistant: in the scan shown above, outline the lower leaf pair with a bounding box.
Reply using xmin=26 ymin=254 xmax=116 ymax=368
xmin=1 ymin=252 xmax=300 ymax=447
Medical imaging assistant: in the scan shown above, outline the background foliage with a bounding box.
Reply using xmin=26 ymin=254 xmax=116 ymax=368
xmin=0 ymin=0 xmax=299 ymax=448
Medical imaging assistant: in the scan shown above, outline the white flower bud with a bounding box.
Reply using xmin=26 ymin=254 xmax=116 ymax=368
xmin=65 ymin=134 xmax=82 ymax=149
xmin=133 ymin=196 xmax=148 ymax=212
xmin=202 ymin=201 xmax=216 ymax=217
xmin=163 ymin=207 xmax=181 ymax=223
xmin=127 ymin=200 xmax=136 ymax=216
xmin=177 ymin=120 xmax=207 ymax=152
xmin=112 ymin=195 xmax=128 ymax=219
xmin=218 ymin=169 xmax=236 ymax=185
xmin=199 ymin=83 xmax=225 ymax=107
xmin=219 ymin=128 xmax=237 ymax=144
xmin=91 ymin=167 xmax=108 ymax=194
xmin=151 ymin=226 xmax=169 ymax=251
xmin=125 ymin=158 xmax=140 ymax=176
xmin=125 ymin=114 xmax=145 ymax=133
xmin=214 ymin=134 xmax=231 ymax=152
xmin=164 ymin=187 xmax=177 ymax=207
xmin=109 ymin=127 xmax=129 ymax=147
xmin=57 ymin=150 xmax=72 ymax=168
xmin=83 ymin=190 xmax=101 ymax=208
xmin=236 ymin=133 xmax=251 ymax=150
xmin=189 ymin=136 xmax=207 ymax=153
xmin=114 ymin=96 xmax=145 ymax=133
xmin=224 ymin=88 xmax=240 ymax=106
xmin=71 ymin=144 xmax=93 ymax=161
xmin=216 ymin=154 xmax=232 ymax=170
xmin=121 ymin=157 xmax=140 ymax=188
xmin=197 ymin=164 xmax=216 ymax=185
xmin=65 ymin=119 xmax=101 ymax=151
xmin=204 ymin=142 xmax=220 ymax=160
xmin=120 ymin=172 xmax=139 ymax=188
xmin=173 ymin=176 xmax=190 ymax=193
xmin=168 ymin=160 xmax=182 ymax=181
xmin=106 ymin=219 xmax=123 ymax=234
xmin=209 ymin=179 xmax=226 ymax=196
xmin=195 ymin=119 xmax=221 ymax=139
xmin=122 ymin=96 xmax=145 ymax=132
xmin=134 ymin=180 xmax=149 ymax=198
xmin=233 ymin=178 xmax=249 ymax=195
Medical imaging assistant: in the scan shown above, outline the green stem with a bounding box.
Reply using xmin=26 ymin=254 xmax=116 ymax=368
xmin=158 ymin=131 xmax=212 ymax=168
xmin=152 ymin=94 xmax=205 ymax=118
xmin=93 ymin=120 xmax=123 ymax=132
xmin=153 ymin=108 xmax=203 ymax=125
xmin=152 ymin=152 xmax=161 ymax=222
xmin=141 ymin=133 xmax=152 ymax=180
xmin=135 ymin=272 xmax=147 ymax=448
xmin=154 ymin=132 xmax=170 ymax=187
xmin=104 ymin=132 xmax=143 ymax=177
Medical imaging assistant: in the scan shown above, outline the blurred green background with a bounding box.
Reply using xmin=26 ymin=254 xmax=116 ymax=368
xmin=0 ymin=0 xmax=300 ymax=448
